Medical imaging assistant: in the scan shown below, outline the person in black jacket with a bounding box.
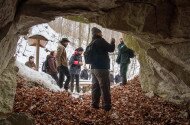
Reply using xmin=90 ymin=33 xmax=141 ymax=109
xmin=116 ymin=38 xmax=131 ymax=85
xmin=69 ymin=47 xmax=84 ymax=93
xmin=90 ymin=27 xmax=115 ymax=112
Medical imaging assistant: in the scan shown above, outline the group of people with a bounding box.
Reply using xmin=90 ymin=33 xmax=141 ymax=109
xmin=46 ymin=39 xmax=84 ymax=93
xmin=25 ymin=27 xmax=134 ymax=112
xmin=25 ymin=38 xmax=85 ymax=93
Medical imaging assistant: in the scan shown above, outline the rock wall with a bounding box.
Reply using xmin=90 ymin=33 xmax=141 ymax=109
xmin=0 ymin=0 xmax=190 ymax=114
xmin=0 ymin=58 xmax=17 ymax=114
xmin=0 ymin=24 xmax=19 ymax=114
xmin=124 ymin=34 xmax=190 ymax=105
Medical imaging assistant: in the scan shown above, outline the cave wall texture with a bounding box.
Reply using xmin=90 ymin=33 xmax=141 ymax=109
xmin=0 ymin=0 xmax=190 ymax=114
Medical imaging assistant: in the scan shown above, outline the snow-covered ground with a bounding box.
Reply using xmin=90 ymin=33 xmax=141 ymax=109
xmin=15 ymin=61 xmax=60 ymax=92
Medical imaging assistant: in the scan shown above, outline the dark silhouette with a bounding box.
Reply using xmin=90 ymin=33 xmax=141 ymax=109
xmin=89 ymin=27 xmax=115 ymax=112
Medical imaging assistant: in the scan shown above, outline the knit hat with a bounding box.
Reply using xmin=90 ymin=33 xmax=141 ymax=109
xmin=76 ymin=47 xmax=84 ymax=52
xmin=29 ymin=56 xmax=34 ymax=60
xmin=91 ymin=27 xmax=102 ymax=35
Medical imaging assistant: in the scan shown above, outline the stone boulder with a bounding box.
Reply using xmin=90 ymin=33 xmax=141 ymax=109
xmin=0 ymin=58 xmax=17 ymax=114
xmin=0 ymin=113 xmax=34 ymax=125
xmin=125 ymin=34 xmax=190 ymax=105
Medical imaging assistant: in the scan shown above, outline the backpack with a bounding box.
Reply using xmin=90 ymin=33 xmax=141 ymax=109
xmin=84 ymin=40 xmax=96 ymax=64
xmin=127 ymin=48 xmax=135 ymax=58
xmin=42 ymin=58 xmax=49 ymax=72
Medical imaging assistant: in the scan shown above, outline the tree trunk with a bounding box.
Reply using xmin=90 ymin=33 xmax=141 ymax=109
xmin=78 ymin=22 xmax=82 ymax=47
xmin=86 ymin=23 xmax=91 ymax=45
xmin=36 ymin=40 xmax=40 ymax=71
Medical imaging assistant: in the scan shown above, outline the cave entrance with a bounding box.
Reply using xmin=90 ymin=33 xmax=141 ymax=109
xmin=15 ymin=17 xmax=140 ymax=93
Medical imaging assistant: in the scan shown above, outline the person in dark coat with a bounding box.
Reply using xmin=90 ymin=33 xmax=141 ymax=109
xmin=80 ymin=66 xmax=89 ymax=80
xmin=46 ymin=51 xmax=58 ymax=83
xmin=69 ymin=47 xmax=84 ymax=93
xmin=116 ymin=38 xmax=131 ymax=85
xmin=25 ymin=56 xmax=37 ymax=70
xmin=90 ymin=27 xmax=115 ymax=112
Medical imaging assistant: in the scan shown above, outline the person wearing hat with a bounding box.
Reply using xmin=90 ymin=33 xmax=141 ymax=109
xmin=56 ymin=38 xmax=71 ymax=90
xmin=69 ymin=47 xmax=84 ymax=93
xmin=90 ymin=27 xmax=115 ymax=112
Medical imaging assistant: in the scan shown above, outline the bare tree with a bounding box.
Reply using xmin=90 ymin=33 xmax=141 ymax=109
xmin=48 ymin=17 xmax=123 ymax=48
xmin=86 ymin=23 xmax=91 ymax=45
xmin=78 ymin=22 xmax=82 ymax=47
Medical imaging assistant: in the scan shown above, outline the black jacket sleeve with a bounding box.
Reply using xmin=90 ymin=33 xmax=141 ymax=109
xmin=101 ymin=38 xmax=115 ymax=52
xmin=116 ymin=52 xmax=121 ymax=64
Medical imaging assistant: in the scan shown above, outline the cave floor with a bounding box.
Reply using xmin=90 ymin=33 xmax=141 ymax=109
xmin=14 ymin=76 xmax=190 ymax=125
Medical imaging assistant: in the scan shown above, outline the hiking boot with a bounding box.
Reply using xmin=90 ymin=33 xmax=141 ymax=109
xmin=104 ymin=107 xmax=111 ymax=112
xmin=64 ymin=87 xmax=68 ymax=91
xmin=91 ymin=105 xmax=99 ymax=110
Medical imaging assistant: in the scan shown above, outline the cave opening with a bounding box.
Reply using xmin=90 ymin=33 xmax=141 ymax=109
xmin=15 ymin=17 xmax=140 ymax=93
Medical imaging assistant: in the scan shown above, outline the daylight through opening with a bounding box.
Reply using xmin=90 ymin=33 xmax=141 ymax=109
xmin=15 ymin=17 xmax=140 ymax=93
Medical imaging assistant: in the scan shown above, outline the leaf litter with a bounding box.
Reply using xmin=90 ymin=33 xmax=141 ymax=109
xmin=14 ymin=76 xmax=190 ymax=125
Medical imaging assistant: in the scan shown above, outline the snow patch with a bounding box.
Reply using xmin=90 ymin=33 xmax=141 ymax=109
xmin=15 ymin=61 xmax=60 ymax=92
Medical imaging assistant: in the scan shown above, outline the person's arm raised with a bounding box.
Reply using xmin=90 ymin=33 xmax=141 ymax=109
xmin=102 ymin=38 xmax=115 ymax=52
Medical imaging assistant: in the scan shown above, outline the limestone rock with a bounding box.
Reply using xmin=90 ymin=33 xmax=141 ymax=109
xmin=125 ymin=34 xmax=190 ymax=105
xmin=0 ymin=24 xmax=18 ymax=75
xmin=0 ymin=59 xmax=17 ymax=114
xmin=0 ymin=113 xmax=34 ymax=125
xmin=0 ymin=0 xmax=17 ymax=29
xmin=145 ymin=91 xmax=154 ymax=98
